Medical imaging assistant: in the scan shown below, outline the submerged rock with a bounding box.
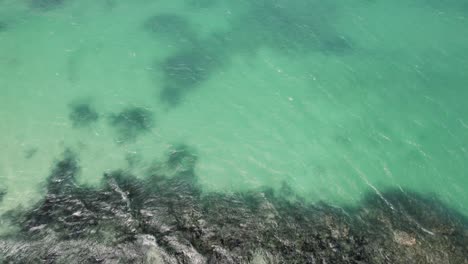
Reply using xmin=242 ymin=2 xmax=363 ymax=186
xmin=1 ymin=151 xmax=467 ymax=263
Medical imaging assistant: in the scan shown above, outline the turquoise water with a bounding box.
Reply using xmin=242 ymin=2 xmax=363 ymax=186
xmin=1 ymin=0 xmax=468 ymax=218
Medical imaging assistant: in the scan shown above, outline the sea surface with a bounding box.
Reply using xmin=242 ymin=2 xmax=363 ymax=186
xmin=1 ymin=0 xmax=468 ymax=226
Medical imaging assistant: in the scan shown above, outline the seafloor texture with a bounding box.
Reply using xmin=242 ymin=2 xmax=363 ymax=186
xmin=1 ymin=0 xmax=468 ymax=262
xmin=0 ymin=150 xmax=467 ymax=263
xmin=1 ymin=0 xmax=468 ymax=213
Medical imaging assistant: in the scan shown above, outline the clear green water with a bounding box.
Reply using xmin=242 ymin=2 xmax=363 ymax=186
xmin=0 ymin=0 xmax=467 ymax=216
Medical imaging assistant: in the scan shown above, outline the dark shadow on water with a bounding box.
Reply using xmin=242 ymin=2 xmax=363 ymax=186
xmin=108 ymin=107 xmax=155 ymax=143
xmin=1 ymin=148 xmax=467 ymax=263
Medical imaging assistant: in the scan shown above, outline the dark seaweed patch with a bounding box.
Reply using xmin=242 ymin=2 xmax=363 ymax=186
xmin=68 ymin=102 xmax=99 ymax=128
xmin=0 ymin=188 xmax=6 ymax=203
xmin=158 ymin=48 xmax=222 ymax=106
xmin=109 ymin=107 xmax=154 ymax=143
xmin=24 ymin=147 xmax=38 ymax=159
xmin=185 ymin=0 xmax=216 ymax=9
xmin=144 ymin=14 xmax=197 ymax=46
xmin=0 ymin=22 xmax=7 ymax=32
xmin=166 ymin=144 xmax=197 ymax=174
xmin=1 ymin=149 xmax=467 ymax=263
xmin=30 ymin=0 xmax=65 ymax=10
xmin=143 ymin=13 xmax=230 ymax=106
xmin=45 ymin=149 xmax=79 ymax=195
xmin=320 ymin=35 xmax=354 ymax=55
xmin=147 ymin=0 xmax=353 ymax=108
xmin=232 ymin=0 xmax=353 ymax=56
xmin=103 ymin=0 xmax=118 ymax=9
xmin=423 ymin=0 xmax=468 ymax=14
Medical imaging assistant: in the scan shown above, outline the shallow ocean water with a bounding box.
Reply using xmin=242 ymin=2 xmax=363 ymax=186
xmin=0 ymin=0 xmax=468 ymax=223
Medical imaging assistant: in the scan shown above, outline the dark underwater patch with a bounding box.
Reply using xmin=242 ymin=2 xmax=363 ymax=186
xmin=185 ymin=0 xmax=216 ymax=9
xmin=143 ymin=14 xmax=226 ymax=106
xmin=144 ymin=14 xmax=197 ymax=46
xmin=24 ymin=147 xmax=38 ymax=159
xmin=30 ymin=0 xmax=65 ymax=10
xmin=109 ymin=107 xmax=154 ymax=143
xmin=1 ymin=149 xmax=467 ymax=263
xmin=201 ymin=0 xmax=353 ymax=57
xmin=0 ymin=188 xmax=6 ymax=203
xmin=166 ymin=144 xmax=197 ymax=174
xmin=0 ymin=21 xmax=7 ymax=32
xmin=102 ymin=0 xmax=118 ymax=9
xmin=148 ymin=0 xmax=353 ymax=109
xmin=423 ymin=0 xmax=468 ymax=14
xmin=158 ymin=48 xmax=222 ymax=106
xmin=68 ymin=102 xmax=99 ymax=128
xmin=320 ymin=35 xmax=354 ymax=55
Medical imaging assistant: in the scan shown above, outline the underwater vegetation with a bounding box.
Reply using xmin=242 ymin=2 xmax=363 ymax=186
xmin=68 ymin=102 xmax=99 ymax=128
xmin=144 ymin=14 xmax=198 ymax=47
xmin=0 ymin=149 xmax=466 ymax=263
xmin=24 ymin=147 xmax=38 ymax=159
xmin=184 ymin=0 xmax=216 ymax=9
xmin=143 ymin=13 xmax=218 ymax=106
xmin=423 ymin=0 xmax=468 ymax=13
xmin=158 ymin=48 xmax=222 ymax=106
xmin=144 ymin=13 xmax=227 ymax=107
xmin=146 ymin=0 xmax=353 ymax=107
xmin=232 ymin=0 xmax=353 ymax=55
xmin=109 ymin=107 xmax=155 ymax=143
xmin=166 ymin=144 xmax=198 ymax=174
xmin=29 ymin=0 xmax=66 ymax=10
xmin=0 ymin=21 xmax=7 ymax=32
xmin=0 ymin=188 xmax=5 ymax=203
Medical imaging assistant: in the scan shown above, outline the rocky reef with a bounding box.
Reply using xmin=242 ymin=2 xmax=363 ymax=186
xmin=0 ymin=149 xmax=467 ymax=263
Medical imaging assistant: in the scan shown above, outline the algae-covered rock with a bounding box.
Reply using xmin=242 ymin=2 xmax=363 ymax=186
xmin=1 ymin=150 xmax=467 ymax=263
